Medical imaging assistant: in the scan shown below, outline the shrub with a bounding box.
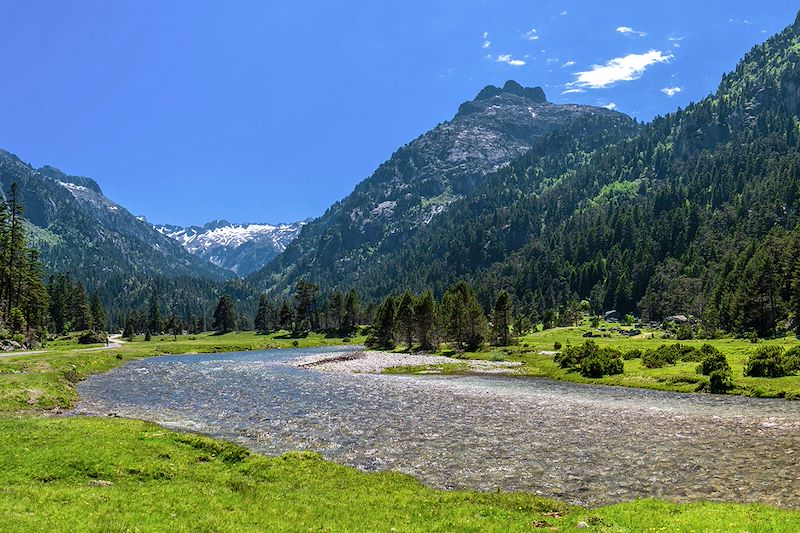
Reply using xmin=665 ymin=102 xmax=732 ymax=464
xmin=708 ymin=369 xmax=733 ymax=393
xmin=554 ymin=340 xmax=598 ymax=369
xmin=642 ymin=344 xmax=679 ymax=368
xmin=78 ymin=331 xmax=106 ymax=345
xmin=696 ymin=345 xmax=729 ymax=376
xmin=580 ymin=350 xmax=624 ymax=378
xmin=675 ymin=324 xmax=693 ymax=340
xmin=553 ymin=341 xmax=562 ymax=350
xmin=622 ymin=349 xmax=642 ymax=360
xmin=784 ymin=346 xmax=800 ymax=374
xmin=744 ymin=346 xmax=793 ymax=377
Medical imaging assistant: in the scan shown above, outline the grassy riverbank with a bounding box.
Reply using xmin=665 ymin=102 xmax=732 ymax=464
xmin=394 ymin=325 xmax=800 ymax=399
xmin=2 ymin=331 xmax=799 ymax=531
xmin=1 ymin=415 xmax=798 ymax=532
xmin=0 ymin=330 xmax=364 ymax=412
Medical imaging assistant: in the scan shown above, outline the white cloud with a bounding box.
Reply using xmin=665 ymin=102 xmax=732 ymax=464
xmin=496 ymin=54 xmax=526 ymax=66
xmin=562 ymin=60 xmax=576 ymax=67
xmin=569 ymin=50 xmax=672 ymax=89
xmin=560 ymin=10 xmax=568 ymax=16
xmin=524 ymin=28 xmax=539 ymax=41
xmin=482 ymin=40 xmax=492 ymax=48
xmin=661 ymin=86 xmax=682 ymax=97
xmin=561 ymin=88 xmax=585 ymax=95
xmin=546 ymin=57 xmax=559 ymax=64
xmin=616 ymin=26 xmax=647 ymax=37
xmin=483 ymin=31 xmax=489 ymax=39
xmin=603 ymin=103 xmax=617 ymax=110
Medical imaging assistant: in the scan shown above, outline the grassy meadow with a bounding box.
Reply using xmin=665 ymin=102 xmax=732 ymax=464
xmin=401 ymin=322 xmax=800 ymax=400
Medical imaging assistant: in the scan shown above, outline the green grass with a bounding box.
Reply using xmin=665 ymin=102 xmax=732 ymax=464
xmin=0 ymin=330 xmax=365 ymax=413
xmin=421 ymin=325 xmax=800 ymax=400
xmin=1 ymin=415 xmax=798 ymax=532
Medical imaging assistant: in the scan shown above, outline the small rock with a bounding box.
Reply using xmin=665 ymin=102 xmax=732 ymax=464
xmin=88 ymin=479 xmax=113 ymax=487
xmin=576 ymin=522 xmax=589 ymax=529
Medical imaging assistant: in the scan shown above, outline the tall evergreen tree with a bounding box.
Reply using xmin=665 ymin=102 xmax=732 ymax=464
xmin=148 ymin=288 xmax=162 ymax=334
xmin=212 ymin=295 xmax=237 ymax=333
xmin=491 ymin=290 xmax=512 ymax=346
xmin=414 ymin=290 xmax=438 ymax=351
xmin=368 ymin=295 xmax=396 ymax=349
xmin=90 ymin=292 xmax=107 ymax=332
xmin=396 ymin=291 xmax=415 ymax=350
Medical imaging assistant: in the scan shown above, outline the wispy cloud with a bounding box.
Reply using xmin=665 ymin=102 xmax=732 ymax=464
xmin=569 ymin=50 xmax=672 ymax=89
xmin=496 ymin=54 xmax=526 ymax=66
xmin=483 ymin=31 xmax=489 ymax=39
xmin=616 ymin=26 xmax=647 ymax=37
xmin=560 ymin=10 xmax=568 ymax=16
xmin=562 ymin=60 xmax=576 ymax=68
xmin=661 ymin=86 xmax=682 ymax=97
xmin=603 ymin=103 xmax=617 ymax=110
xmin=561 ymin=88 xmax=585 ymax=95
xmin=524 ymin=28 xmax=539 ymax=41
xmin=482 ymin=40 xmax=492 ymax=48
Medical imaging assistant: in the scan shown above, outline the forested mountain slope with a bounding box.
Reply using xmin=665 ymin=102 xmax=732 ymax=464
xmin=250 ymin=81 xmax=637 ymax=292
xmin=0 ymin=150 xmax=231 ymax=284
xmin=352 ymin=12 xmax=800 ymax=337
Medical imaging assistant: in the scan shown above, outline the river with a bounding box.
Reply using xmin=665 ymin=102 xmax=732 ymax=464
xmin=75 ymin=345 xmax=800 ymax=508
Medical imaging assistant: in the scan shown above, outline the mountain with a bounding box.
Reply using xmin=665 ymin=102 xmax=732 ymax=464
xmin=316 ymin=12 xmax=800 ymax=337
xmin=0 ymin=150 xmax=231 ymax=283
xmin=155 ymin=219 xmax=305 ymax=276
xmin=250 ymin=81 xmax=639 ymax=292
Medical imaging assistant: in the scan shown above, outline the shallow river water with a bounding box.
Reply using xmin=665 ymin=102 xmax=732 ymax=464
xmin=75 ymin=346 xmax=800 ymax=507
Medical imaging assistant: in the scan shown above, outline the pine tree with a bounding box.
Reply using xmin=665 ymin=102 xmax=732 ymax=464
xmin=212 ymin=295 xmax=238 ymax=334
xmin=491 ymin=290 xmax=512 ymax=346
xmin=396 ymin=291 xmax=415 ymax=350
xmin=148 ymin=288 xmax=162 ymax=334
xmin=71 ymin=282 xmax=92 ymax=331
xmin=255 ymin=294 xmax=272 ymax=334
xmin=414 ymin=290 xmax=438 ymax=351
xmin=279 ymin=300 xmax=294 ymax=331
xmin=90 ymin=292 xmax=107 ymax=332
xmin=343 ymin=288 xmax=360 ymax=332
xmin=442 ymin=281 xmax=486 ymax=351
xmin=368 ymin=295 xmax=396 ymax=349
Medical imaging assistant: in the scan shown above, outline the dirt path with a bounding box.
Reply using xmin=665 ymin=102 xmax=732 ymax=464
xmin=0 ymin=334 xmax=125 ymax=359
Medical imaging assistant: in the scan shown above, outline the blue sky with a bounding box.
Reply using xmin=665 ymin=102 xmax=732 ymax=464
xmin=0 ymin=1 xmax=797 ymax=226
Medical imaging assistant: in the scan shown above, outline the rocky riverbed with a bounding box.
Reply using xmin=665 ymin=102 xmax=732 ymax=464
xmin=293 ymin=350 xmax=522 ymax=374
xmin=75 ymin=345 xmax=800 ymax=508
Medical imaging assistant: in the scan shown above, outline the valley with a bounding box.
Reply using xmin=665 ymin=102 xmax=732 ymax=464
xmin=2 ymin=5 xmax=800 ymax=531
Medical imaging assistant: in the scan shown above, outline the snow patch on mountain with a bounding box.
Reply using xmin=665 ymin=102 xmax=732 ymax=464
xmin=155 ymin=220 xmax=305 ymax=276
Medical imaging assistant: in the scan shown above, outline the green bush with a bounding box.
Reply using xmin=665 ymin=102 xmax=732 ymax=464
xmin=580 ymin=350 xmax=624 ymax=378
xmin=642 ymin=344 xmax=679 ymax=368
xmin=744 ymin=346 xmax=794 ymax=377
xmin=696 ymin=345 xmax=729 ymax=376
xmin=554 ymin=340 xmax=598 ymax=368
xmin=784 ymin=346 xmax=800 ymax=374
xmin=708 ymin=369 xmax=733 ymax=393
xmin=553 ymin=341 xmax=562 ymax=350
xmin=622 ymin=349 xmax=642 ymax=360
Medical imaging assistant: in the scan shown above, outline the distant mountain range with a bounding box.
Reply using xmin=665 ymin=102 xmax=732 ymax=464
xmin=154 ymin=220 xmax=304 ymax=276
xmin=0 ymin=150 xmax=232 ymax=283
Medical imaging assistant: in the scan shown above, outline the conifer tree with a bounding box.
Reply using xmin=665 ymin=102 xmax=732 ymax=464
xmin=368 ymin=295 xmax=396 ymax=349
xmin=396 ymin=291 xmax=415 ymax=350
xmin=491 ymin=290 xmax=512 ymax=346
xmin=90 ymin=292 xmax=107 ymax=332
xmin=414 ymin=290 xmax=438 ymax=351
xmin=212 ymin=295 xmax=237 ymax=334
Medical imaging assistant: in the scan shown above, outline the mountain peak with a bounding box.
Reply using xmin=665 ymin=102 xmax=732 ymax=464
xmin=474 ymin=81 xmax=547 ymax=103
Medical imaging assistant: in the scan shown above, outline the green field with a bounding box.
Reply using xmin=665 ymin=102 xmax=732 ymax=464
xmin=410 ymin=324 xmax=800 ymax=400
xmin=1 ymin=330 xmax=799 ymax=531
